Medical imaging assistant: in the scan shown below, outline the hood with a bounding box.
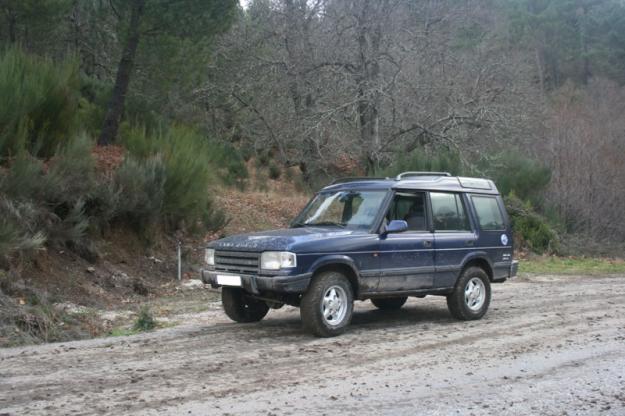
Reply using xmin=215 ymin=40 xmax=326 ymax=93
xmin=209 ymin=227 xmax=363 ymax=252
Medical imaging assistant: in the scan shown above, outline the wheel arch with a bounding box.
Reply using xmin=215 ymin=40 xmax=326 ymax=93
xmin=309 ymin=256 xmax=360 ymax=298
xmin=460 ymin=254 xmax=494 ymax=282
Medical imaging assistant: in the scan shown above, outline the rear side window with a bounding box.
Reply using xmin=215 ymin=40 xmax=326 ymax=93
xmin=430 ymin=192 xmax=470 ymax=231
xmin=472 ymin=196 xmax=505 ymax=230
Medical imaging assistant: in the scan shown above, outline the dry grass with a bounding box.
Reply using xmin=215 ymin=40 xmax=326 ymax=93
xmin=213 ymin=162 xmax=311 ymax=236
xmin=520 ymin=255 xmax=625 ymax=275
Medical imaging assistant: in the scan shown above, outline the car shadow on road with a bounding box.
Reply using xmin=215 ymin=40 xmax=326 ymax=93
xmin=182 ymin=300 xmax=461 ymax=344
xmin=350 ymin=304 xmax=454 ymax=330
xmin=187 ymin=302 xmax=457 ymax=341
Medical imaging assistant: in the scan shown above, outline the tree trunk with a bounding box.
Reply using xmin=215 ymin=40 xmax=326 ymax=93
xmin=7 ymin=12 xmax=17 ymax=43
xmin=283 ymin=0 xmax=318 ymax=182
xmin=356 ymin=0 xmax=382 ymax=174
xmin=98 ymin=0 xmax=145 ymax=146
xmin=578 ymin=5 xmax=591 ymax=85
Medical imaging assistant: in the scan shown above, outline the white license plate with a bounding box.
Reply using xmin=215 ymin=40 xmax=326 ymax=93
xmin=216 ymin=274 xmax=242 ymax=286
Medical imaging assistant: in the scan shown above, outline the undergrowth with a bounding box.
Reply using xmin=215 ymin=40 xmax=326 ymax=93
xmin=132 ymin=306 xmax=156 ymax=332
xmin=0 ymin=48 xmax=244 ymax=265
xmin=0 ymin=47 xmax=79 ymax=158
xmin=0 ymin=277 xmax=103 ymax=347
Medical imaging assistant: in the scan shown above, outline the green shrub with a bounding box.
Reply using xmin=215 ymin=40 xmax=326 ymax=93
xmin=209 ymin=143 xmax=248 ymax=188
xmin=0 ymin=134 xmax=96 ymax=260
xmin=111 ymin=156 xmax=166 ymax=230
xmin=133 ymin=306 xmax=156 ymax=332
xmin=46 ymin=133 xmax=96 ymax=203
xmin=0 ymin=153 xmax=48 ymax=201
xmin=268 ymin=163 xmax=281 ymax=179
xmin=479 ymin=152 xmax=551 ymax=204
xmin=0 ymin=198 xmax=47 ymax=261
xmin=120 ymin=125 xmax=226 ymax=230
xmin=505 ymin=194 xmax=559 ymax=254
xmin=0 ymin=47 xmax=79 ymax=158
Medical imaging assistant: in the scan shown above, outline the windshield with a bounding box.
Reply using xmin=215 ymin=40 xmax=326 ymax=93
xmin=292 ymin=190 xmax=388 ymax=229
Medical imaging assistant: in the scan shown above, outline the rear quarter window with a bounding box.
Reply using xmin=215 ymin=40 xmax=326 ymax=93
xmin=471 ymin=195 xmax=505 ymax=231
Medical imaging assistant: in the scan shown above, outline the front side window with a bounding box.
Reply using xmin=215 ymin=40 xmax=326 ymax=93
xmin=386 ymin=192 xmax=428 ymax=231
xmin=293 ymin=190 xmax=387 ymax=229
xmin=430 ymin=192 xmax=471 ymax=231
xmin=471 ymin=195 xmax=505 ymax=230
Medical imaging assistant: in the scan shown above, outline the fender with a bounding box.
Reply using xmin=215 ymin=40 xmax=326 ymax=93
xmin=308 ymin=254 xmax=361 ymax=277
xmin=459 ymin=251 xmax=494 ymax=278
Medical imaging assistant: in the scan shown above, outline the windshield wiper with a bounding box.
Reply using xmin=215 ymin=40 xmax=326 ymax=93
xmin=305 ymin=221 xmax=346 ymax=227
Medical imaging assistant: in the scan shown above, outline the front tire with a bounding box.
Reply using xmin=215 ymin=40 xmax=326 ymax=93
xmin=300 ymin=271 xmax=354 ymax=337
xmin=446 ymin=267 xmax=491 ymax=320
xmin=371 ymin=296 xmax=408 ymax=310
xmin=222 ymin=287 xmax=269 ymax=323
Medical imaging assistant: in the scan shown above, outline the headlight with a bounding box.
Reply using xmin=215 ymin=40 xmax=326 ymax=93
xmin=261 ymin=251 xmax=297 ymax=270
xmin=204 ymin=248 xmax=215 ymax=266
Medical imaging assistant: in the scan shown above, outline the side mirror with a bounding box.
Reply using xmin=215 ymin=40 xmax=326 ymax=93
xmin=384 ymin=220 xmax=408 ymax=234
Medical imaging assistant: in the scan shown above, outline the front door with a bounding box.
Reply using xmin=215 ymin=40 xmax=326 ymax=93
xmin=377 ymin=191 xmax=435 ymax=292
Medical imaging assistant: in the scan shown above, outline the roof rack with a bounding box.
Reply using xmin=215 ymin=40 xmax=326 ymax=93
xmin=396 ymin=171 xmax=451 ymax=180
xmin=330 ymin=176 xmax=389 ymax=185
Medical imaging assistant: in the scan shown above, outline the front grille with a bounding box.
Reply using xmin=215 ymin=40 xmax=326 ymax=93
xmin=215 ymin=250 xmax=260 ymax=274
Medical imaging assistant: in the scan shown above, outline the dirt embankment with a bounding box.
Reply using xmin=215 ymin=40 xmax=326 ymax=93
xmin=1 ymin=274 xmax=624 ymax=415
xmin=0 ymin=176 xmax=310 ymax=346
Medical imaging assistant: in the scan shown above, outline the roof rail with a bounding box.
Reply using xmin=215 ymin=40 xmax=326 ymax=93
xmin=396 ymin=171 xmax=451 ymax=180
xmin=330 ymin=176 xmax=389 ymax=185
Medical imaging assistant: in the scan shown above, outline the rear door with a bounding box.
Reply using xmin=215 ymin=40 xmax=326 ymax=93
xmin=469 ymin=194 xmax=513 ymax=280
xmin=376 ymin=191 xmax=435 ymax=292
xmin=430 ymin=192 xmax=477 ymax=288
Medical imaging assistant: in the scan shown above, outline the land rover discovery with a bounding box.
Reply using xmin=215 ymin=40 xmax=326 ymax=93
xmin=201 ymin=172 xmax=518 ymax=337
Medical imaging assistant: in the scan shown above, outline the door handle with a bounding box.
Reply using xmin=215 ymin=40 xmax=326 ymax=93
xmin=465 ymin=240 xmax=475 ymax=246
xmin=423 ymin=240 xmax=432 ymax=248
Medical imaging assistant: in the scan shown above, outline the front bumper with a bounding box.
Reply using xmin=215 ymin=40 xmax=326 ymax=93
xmin=510 ymin=260 xmax=519 ymax=279
xmin=201 ymin=270 xmax=312 ymax=294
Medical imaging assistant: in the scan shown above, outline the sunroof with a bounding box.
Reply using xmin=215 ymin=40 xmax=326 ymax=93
xmin=458 ymin=177 xmax=492 ymax=190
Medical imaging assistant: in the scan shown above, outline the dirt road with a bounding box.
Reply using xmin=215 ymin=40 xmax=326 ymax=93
xmin=1 ymin=275 xmax=625 ymax=416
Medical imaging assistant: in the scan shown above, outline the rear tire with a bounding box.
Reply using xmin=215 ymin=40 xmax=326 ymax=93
xmin=300 ymin=271 xmax=354 ymax=337
xmin=446 ymin=267 xmax=491 ymax=320
xmin=371 ymin=296 xmax=407 ymax=310
xmin=222 ymin=287 xmax=269 ymax=323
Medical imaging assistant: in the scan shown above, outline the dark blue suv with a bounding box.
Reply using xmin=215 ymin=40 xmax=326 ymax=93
xmin=201 ymin=172 xmax=518 ymax=337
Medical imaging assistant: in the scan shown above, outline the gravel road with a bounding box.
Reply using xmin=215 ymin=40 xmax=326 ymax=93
xmin=1 ymin=275 xmax=625 ymax=416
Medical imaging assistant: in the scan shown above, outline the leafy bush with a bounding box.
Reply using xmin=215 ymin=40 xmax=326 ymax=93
xmin=505 ymin=194 xmax=559 ymax=254
xmin=0 ymin=47 xmax=79 ymax=158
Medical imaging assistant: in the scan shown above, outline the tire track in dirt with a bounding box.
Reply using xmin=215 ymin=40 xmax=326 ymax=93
xmin=1 ymin=276 xmax=625 ymax=415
